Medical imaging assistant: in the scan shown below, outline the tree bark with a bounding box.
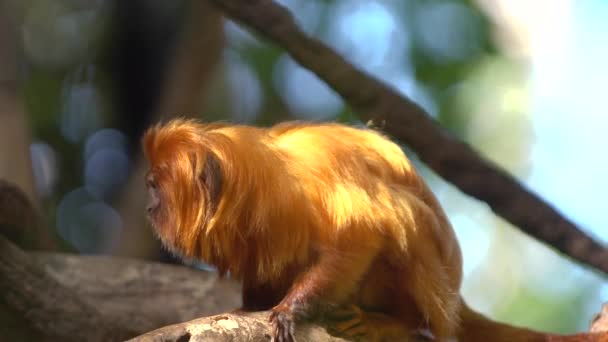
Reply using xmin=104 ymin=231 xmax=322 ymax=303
xmin=128 ymin=312 xmax=349 ymax=342
xmin=0 ymin=235 xmax=241 ymax=341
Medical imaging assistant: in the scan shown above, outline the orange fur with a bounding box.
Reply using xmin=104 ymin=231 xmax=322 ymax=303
xmin=142 ymin=119 xmax=607 ymax=342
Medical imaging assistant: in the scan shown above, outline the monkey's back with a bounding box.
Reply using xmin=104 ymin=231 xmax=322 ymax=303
xmin=269 ymin=122 xmax=415 ymax=185
xmin=269 ymin=123 xmax=460 ymax=262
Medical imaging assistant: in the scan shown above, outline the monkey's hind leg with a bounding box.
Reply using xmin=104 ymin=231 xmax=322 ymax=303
xmin=325 ymin=304 xmax=431 ymax=342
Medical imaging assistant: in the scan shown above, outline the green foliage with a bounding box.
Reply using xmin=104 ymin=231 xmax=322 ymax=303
xmin=496 ymin=285 xmax=597 ymax=333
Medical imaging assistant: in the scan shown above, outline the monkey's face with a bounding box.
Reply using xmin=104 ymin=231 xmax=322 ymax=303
xmin=144 ymin=150 xmax=223 ymax=258
xmin=141 ymin=120 xmax=226 ymax=259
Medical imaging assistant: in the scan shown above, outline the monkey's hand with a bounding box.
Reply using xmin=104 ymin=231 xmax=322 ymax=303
xmin=269 ymin=303 xmax=296 ymax=342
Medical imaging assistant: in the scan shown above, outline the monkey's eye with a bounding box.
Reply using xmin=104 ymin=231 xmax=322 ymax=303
xmin=146 ymin=174 xmax=157 ymax=189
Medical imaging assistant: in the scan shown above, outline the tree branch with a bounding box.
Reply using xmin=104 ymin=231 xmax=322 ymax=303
xmin=208 ymin=0 xmax=608 ymax=275
xmin=128 ymin=312 xmax=349 ymax=342
xmin=0 ymin=235 xmax=136 ymax=341
xmin=129 ymin=305 xmax=608 ymax=342
xmin=0 ymin=234 xmax=241 ymax=341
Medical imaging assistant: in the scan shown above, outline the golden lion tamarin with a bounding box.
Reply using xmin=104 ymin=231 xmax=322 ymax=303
xmin=142 ymin=119 xmax=607 ymax=342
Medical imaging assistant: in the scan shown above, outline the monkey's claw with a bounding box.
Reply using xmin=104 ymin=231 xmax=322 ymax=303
xmin=269 ymin=307 xmax=296 ymax=342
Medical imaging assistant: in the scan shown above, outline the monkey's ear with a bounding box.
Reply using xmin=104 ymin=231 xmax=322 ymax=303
xmin=201 ymin=153 xmax=222 ymax=212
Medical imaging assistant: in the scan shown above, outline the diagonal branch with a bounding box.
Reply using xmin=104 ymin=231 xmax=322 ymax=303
xmin=208 ymin=0 xmax=608 ymax=275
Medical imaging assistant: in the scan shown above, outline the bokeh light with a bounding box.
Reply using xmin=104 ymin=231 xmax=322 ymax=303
xmin=275 ymin=0 xmax=324 ymax=34
xmin=83 ymin=129 xmax=130 ymax=199
xmin=273 ymin=55 xmax=343 ymax=119
xmin=325 ymin=0 xmax=409 ymax=70
xmin=413 ymin=2 xmax=483 ymax=63
xmin=30 ymin=141 xmax=59 ymax=198
xmin=226 ymin=54 xmax=264 ymax=123
xmin=22 ymin=1 xmax=101 ymax=68
xmin=60 ymin=65 xmax=103 ymax=143
xmin=56 ymin=187 xmax=122 ymax=253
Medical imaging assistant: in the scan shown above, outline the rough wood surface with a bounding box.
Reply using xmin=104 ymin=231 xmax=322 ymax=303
xmin=130 ymin=307 xmax=608 ymax=342
xmin=0 ymin=236 xmax=135 ymax=341
xmin=128 ymin=311 xmax=348 ymax=342
xmin=32 ymin=252 xmax=241 ymax=331
xmin=0 ymin=235 xmax=241 ymax=341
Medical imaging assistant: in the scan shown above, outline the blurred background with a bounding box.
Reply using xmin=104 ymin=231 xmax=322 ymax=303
xmin=1 ymin=0 xmax=607 ymax=334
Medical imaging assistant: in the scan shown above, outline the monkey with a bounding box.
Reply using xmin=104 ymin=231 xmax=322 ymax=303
xmin=142 ymin=118 xmax=608 ymax=342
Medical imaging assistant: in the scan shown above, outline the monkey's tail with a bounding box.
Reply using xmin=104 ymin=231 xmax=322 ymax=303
xmin=457 ymin=299 xmax=608 ymax=342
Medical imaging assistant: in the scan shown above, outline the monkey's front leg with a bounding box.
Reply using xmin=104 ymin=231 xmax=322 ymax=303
xmin=269 ymin=246 xmax=380 ymax=342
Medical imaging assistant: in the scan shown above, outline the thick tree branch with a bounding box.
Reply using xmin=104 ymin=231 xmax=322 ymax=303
xmin=128 ymin=312 xmax=349 ymax=342
xmin=208 ymin=0 xmax=608 ymax=275
xmin=129 ymin=306 xmax=608 ymax=342
xmin=0 ymin=234 xmax=241 ymax=341
xmin=0 ymin=236 xmax=136 ymax=341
